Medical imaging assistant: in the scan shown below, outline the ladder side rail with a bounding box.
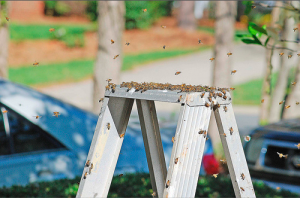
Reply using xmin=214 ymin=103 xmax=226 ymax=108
xmin=76 ymin=97 xmax=134 ymax=198
xmin=136 ymin=99 xmax=167 ymax=198
xmin=214 ymin=101 xmax=256 ymax=198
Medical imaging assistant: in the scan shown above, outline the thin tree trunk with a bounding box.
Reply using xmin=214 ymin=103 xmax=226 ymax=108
xmin=178 ymin=1 xmax=196 ymax=31
xmin=208 ymin=1 xmax=236 ymax=153
xmin=269 ymin=5 xmax=296 ymax=123
xmin=259 ymin=1 xmax=281 ymax=125
xmin=92 ymin=1 xmax=125 ymax=114
xmin=0 ymin=2 xmax=9 ymax=79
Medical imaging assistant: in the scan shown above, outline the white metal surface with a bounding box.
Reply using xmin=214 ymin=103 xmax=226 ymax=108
xmin=76 ymin=97 xmax=133 ymax=198
xmin=76 ymin=89 xmax=256 ymax=198
xmin=136 ymin=100 xmax=167 ymax=198
xmin=163 ymin=103 xmax=212 ymax=198
xmin=214 ymin=102 xmax=256 ymax=198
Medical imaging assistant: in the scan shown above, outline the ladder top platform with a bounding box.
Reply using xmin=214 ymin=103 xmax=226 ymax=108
xmin=105 ymin=84 xmax=232 ymax=106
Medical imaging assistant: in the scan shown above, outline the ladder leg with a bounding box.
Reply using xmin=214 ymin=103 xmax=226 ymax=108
xmin=136 ymin=100 xmax=167 ymax=198
xmin=76 ymin=97 xmax=134 ymax=198
xmin=214 ymin=103 xmax=256 ymax=198
xmin=163 ymin=104 xmax=212 ymax=198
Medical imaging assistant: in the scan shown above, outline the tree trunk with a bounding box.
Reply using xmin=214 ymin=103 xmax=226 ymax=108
xmin=92 ymin=1 xmax=125 ymax=114
xmin=269 ymin=6 xmax=296 ymax=123
xmin=259 ymin=1 xmax=281 ymax=125
xmin=0 ymin=2 xmax=9 ymax=79
xmin=208 ymin=1 xmax=236 ymax=153
xmin=178 ymin=1 xmax=196 ymax=31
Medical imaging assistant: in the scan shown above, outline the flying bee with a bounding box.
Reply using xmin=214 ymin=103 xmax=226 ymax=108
xmin=230 ymin=87 xmax=235 ymax=91
xmin=220 ymin=159 xmax=226 ymax=164
xmin=231 ymin=70 xmax=237 ymax=75
xmin=33 ymin=61 xmax=39 ymax=66
xmin=175 ymin=71 xmax=181 ymax=75
xmin=279 ymin=52 xmax=284 ymax=57
xmin=198 ymin=39 xmax=202 ymax=44
xmin=298 ymin=53 xmax=300 ymax=56
xmin=241 ymin=173 xmax=245 ymax=180
xmin=163 ymin=45 xmax=166 ymax=49
xmin=142 ymin=8 xmax=147 ymax=12
xmin=209 ymin=57 xmax=215 ymax=62
xmin=288 ymin=54 xmax=293 ymax=59
xmin=296 ymin=102 xmax=300 ymax=105
xmin=113 ymin=55 xmax=119 ymax=59
xmin=111 ymin=39 xmax=115 ymax=44
xmin=119 ymin=133 xmax=125 ymax=138
xmin=277 ymin=152 xmax=288 ymax=158
xmin=166 ymin=180 xmax=170 ymax=188
xmin=261 ymin=99 xmax=265 ymax=103
xmin=107 ymin=123 xmax=111 ymax=130
xmin=292 ymin=82 xmax=296 ymax=86
xmin=293 ymin=27 xmax=298 ymax=32
xmin=212 ymin=174 xmax=218 ymax=178
xmin=161 ymin=25 xmax=166 ymax=28
xmin=240 ymin=187 xmax=245 ymax=192
xmin=83 ymin=172 xmax=87 ymax=179
xmin=172 ymin=136 xmax=175 ymax=143
xmin=178 ymin=95 xmax=182 ymax=102
xmin=99 ymin=98 xmax=104 ymax=103
xmin=285 ymin=105 xmax=291 ymax=109
xmin=49 ymin=28 xmax=55 ymax=32
xmin=229 ymin=127 xmax=233 ymax=135
xmin=251 ymin=5 xmax=256 ymax=9
xmin=295 ymin=143 xmax=300 ymax=149
xmin=151 ymin=192 xmax=156 ymax=197
xmin=175 ymin=158 xmax=179 ymax=164
xmin=5 ymin=17 xmax=9 ymax=21
xmin=244 ymin=136 xmax=251 ymax=142
xmin=125 ymin=42 xmax=130 ymax=46
xmin=279 ymin=101 xmax=284 ymax=105
xmin=227 ymin=52 xmax=233 ymax=57
xmin=119 ymin=174 xmax=123 ymax=177
xmin=205 ymin=102 xmax=210 ymax=108
xmin=85 ymin=160 xmax=90 ymax=167
xmin=105 ymin=85 xmax=110 ymax=91
xmin=2 ymin=110 xmax=8 ymax=114
xmin=106 ymin=79 xmax=112 ymax=83
xmin=276 ymin=187 xmax=281 ymax=190
xmin=222 ymin=133 xmax=227 ymax=137
xmin=53 ymin=112 xmax=60 ymax=117
xmin=206 ymin=137 xmax=209 ymax=140
xmin=33 ymin=115 xmax=42 ymax=119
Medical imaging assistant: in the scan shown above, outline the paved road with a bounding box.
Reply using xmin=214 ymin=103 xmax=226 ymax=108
xmin=38 ymin=44 xmax=295 ymax=134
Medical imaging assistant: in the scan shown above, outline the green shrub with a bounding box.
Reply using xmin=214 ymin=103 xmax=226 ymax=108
xmin=85 ymin=1 xmax=172 ymax=29
xmin=44 ymin=1 xmax=71 ymax=16
xmin=0 ymin=174 xmax=298 ymax=197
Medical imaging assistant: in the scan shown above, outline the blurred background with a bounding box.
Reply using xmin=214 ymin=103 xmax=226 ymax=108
xmin=1 ymin=1 xmax=300 ymax=197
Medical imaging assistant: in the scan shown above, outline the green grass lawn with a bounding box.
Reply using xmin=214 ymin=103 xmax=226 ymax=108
xmin=9 ymin=47 xmax=208 ymax=86
xmin=9 ymin=23 xmax=96 ymax=41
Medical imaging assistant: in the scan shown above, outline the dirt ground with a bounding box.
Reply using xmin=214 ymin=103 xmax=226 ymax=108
xmin=9 ymin=16 xmax=244 ymax=67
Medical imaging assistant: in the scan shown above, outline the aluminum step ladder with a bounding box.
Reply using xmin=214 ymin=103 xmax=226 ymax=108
xmin=76 ymin=85 xmax=256 ymax=198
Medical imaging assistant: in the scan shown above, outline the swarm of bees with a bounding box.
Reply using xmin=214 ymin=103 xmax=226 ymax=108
xmin=277 ymin=152 xmax=288 ymax=158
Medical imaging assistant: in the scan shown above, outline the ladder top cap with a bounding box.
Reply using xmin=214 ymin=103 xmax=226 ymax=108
xmin=104 ymin=82 xmax=233 ymax=106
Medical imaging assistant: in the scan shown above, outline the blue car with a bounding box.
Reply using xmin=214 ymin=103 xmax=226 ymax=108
xmin=0 ymin=79 xmax=218 ymax=187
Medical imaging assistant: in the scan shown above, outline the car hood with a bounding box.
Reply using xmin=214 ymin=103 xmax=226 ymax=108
xmin=0 ymin=79 xmax=98 ymax=153
xmin=251 ymin=126 xmax=300 ymax=142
